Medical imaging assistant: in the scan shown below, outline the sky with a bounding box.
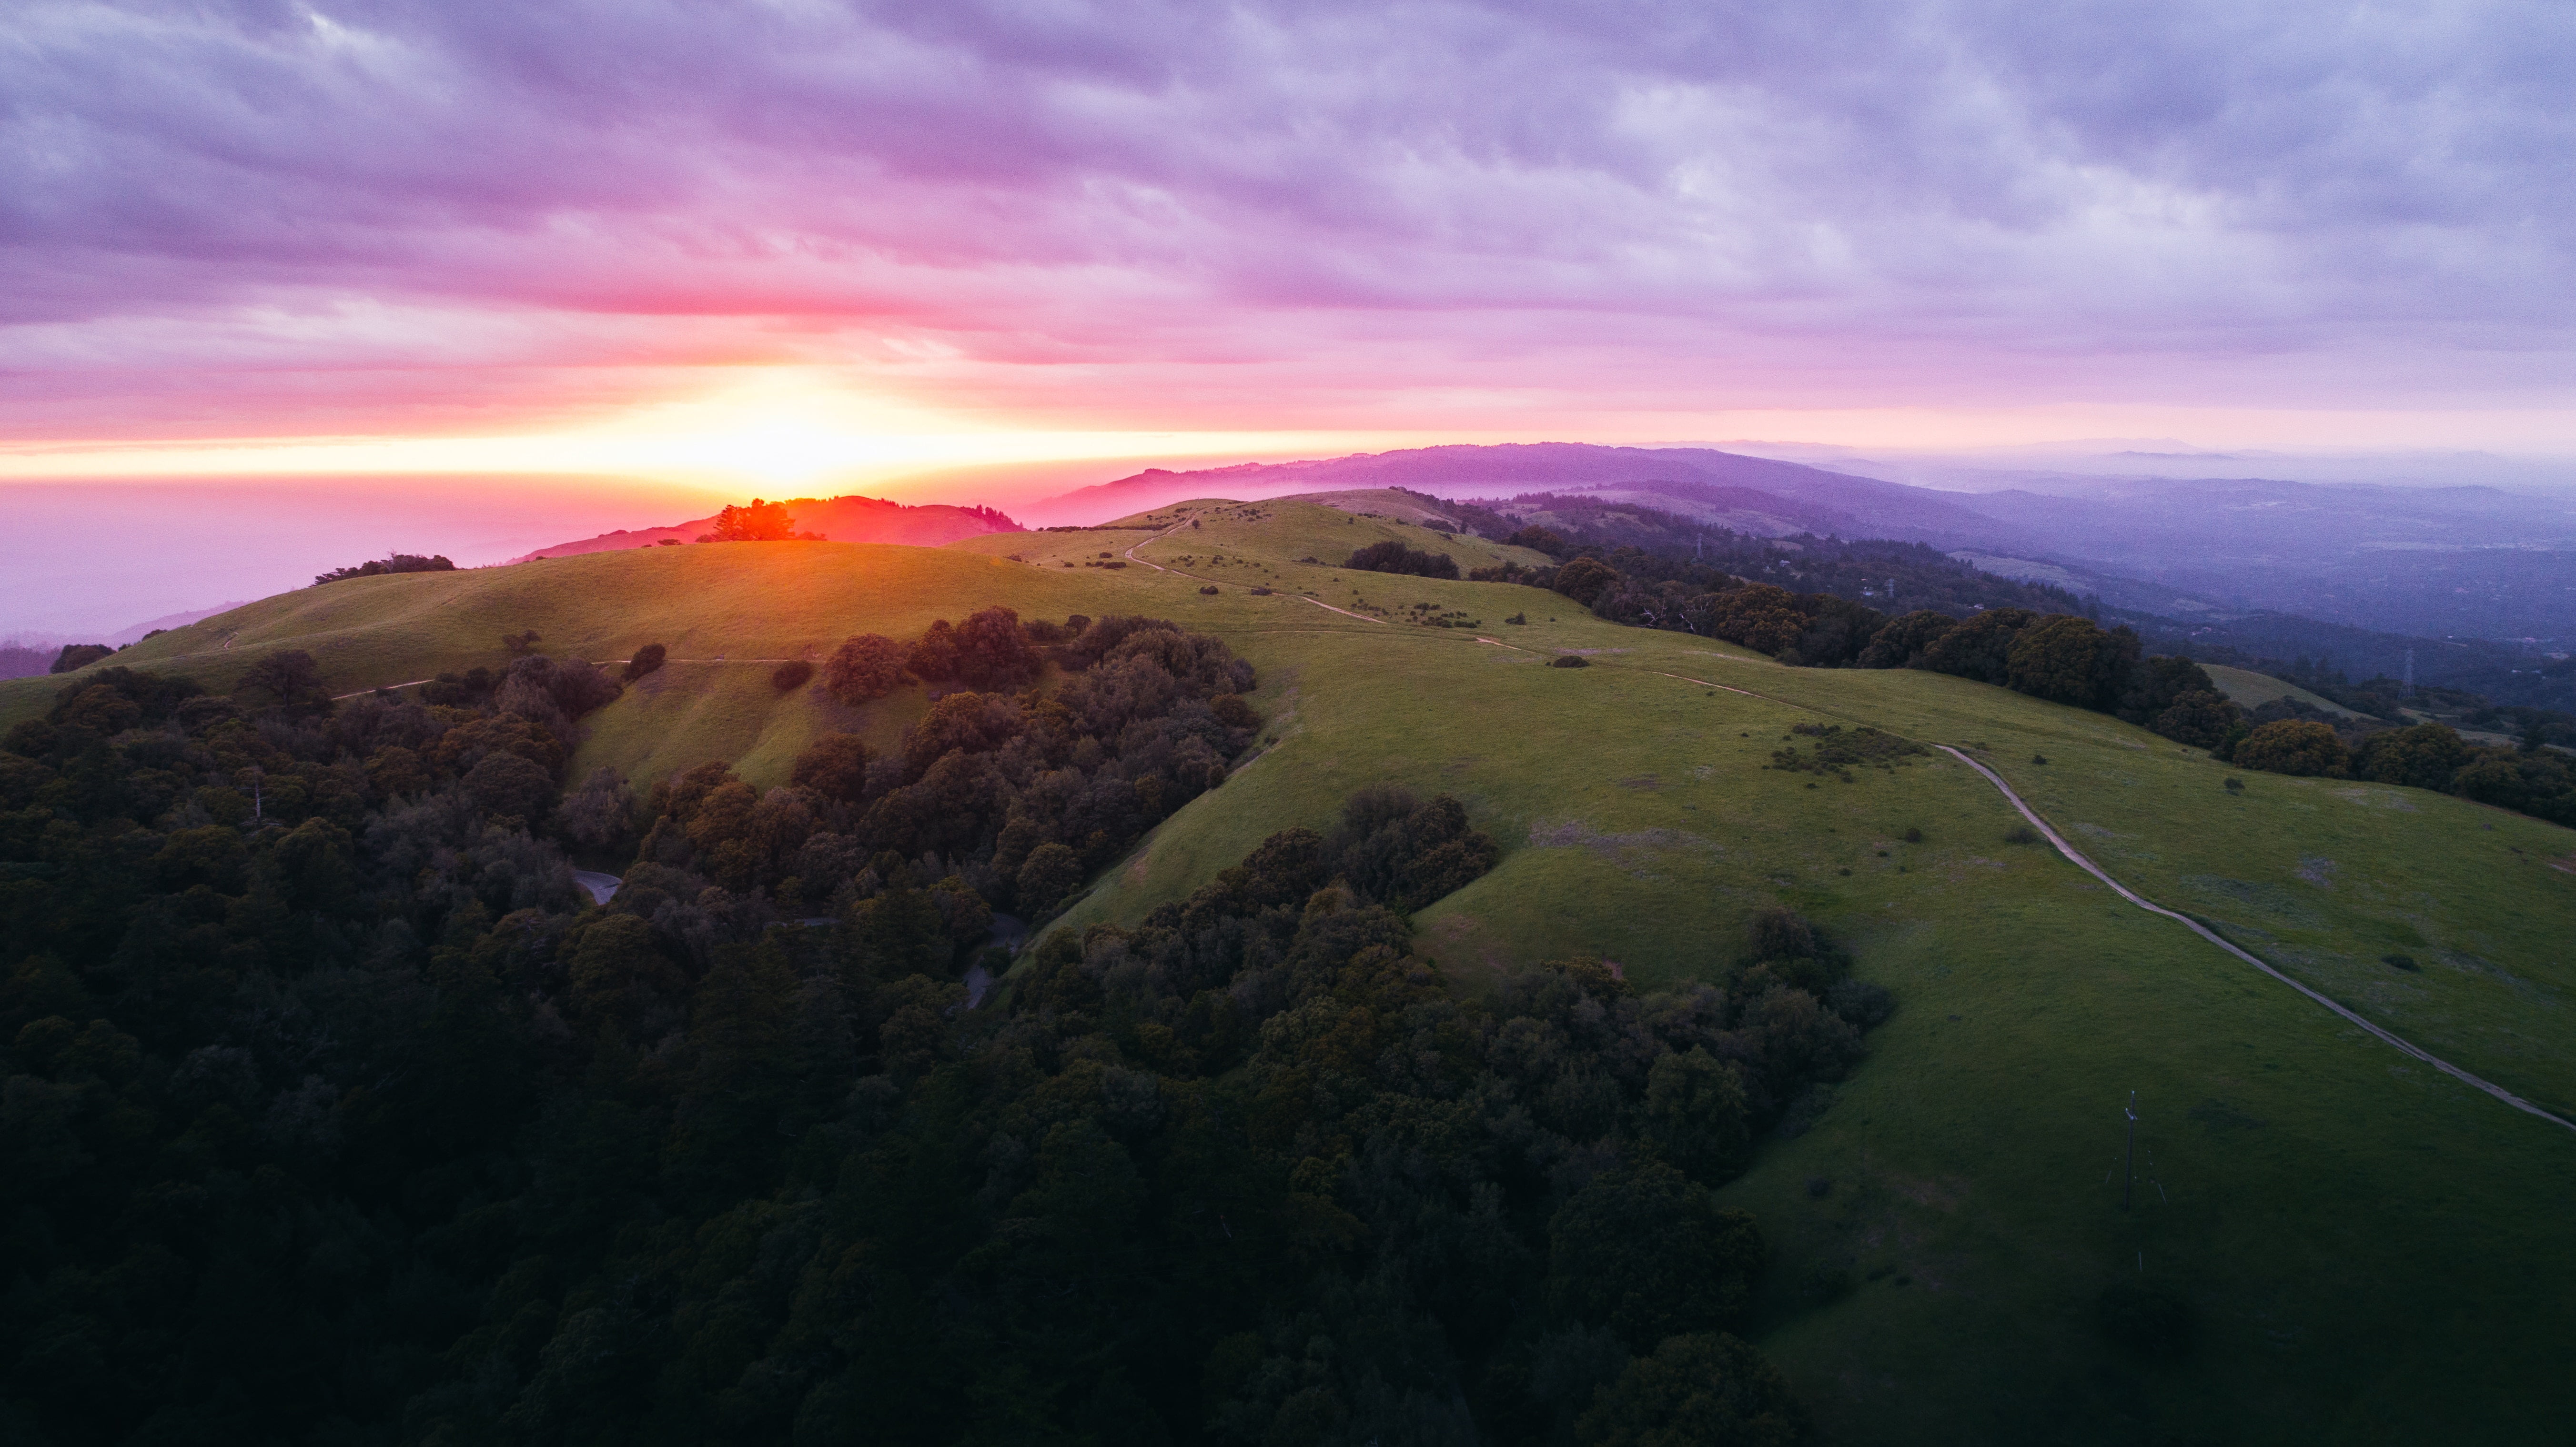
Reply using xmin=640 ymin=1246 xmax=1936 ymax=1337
xmin=6 ymin=1 xmax=2576 ymax=631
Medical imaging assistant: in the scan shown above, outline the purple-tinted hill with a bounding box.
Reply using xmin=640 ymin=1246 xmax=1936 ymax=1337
xmin=511 ymin=494 xmax=1022 ymax=562
xmin=1040 ymin=443 xmax=2030 ymax=546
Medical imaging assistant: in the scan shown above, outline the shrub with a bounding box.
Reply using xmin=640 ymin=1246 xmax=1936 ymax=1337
xmin=1550 ymin=654 xmax=1589 ymax=668
xmin=771 ymin=660 xmax=814 ymax=691
xmin=1346 ymin=541 xmax=1460 ymax=579
xmin=2004 ymin=824 xmax=2039 ymax=845
xmin=622 ymin=643 xmax=667 ymax=681
xmin=1199 ymin=584 xmax=1219 ymax=595
xmin=2233 ymin=719 xmax=2350 ymax=778
xmin=502 ymin=629 xmax=542 ymax=655
xmin=2383 ymin=953 xmax=2420 ymax=971
xmin=823 ymin=633 xmax=908 ymax=703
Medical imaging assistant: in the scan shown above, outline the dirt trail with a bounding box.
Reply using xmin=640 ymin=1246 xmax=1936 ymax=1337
xmin=1123 ymin=519 xmax=1387 ymax=624
xmin=1936 ymin=744 xmax=2576 ymax=1135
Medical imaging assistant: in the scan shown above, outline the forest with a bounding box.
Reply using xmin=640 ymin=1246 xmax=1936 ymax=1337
xmin=0 ymin=607 xmax=1880 ymax=1445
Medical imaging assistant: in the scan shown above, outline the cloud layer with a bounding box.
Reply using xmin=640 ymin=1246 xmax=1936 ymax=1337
xmin=8 ymin=0 xmax=2575 ymax=440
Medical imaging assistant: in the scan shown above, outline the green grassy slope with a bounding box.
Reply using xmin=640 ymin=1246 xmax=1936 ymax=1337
xmin=2203 ymin=662 xmax=2360 ymax=718
xmin=21 ymin=496 xmax=2576 ymax=1441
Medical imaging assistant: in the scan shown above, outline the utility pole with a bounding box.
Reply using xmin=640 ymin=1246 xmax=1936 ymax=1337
xmin=2121 ymin=1091 xmax=2138 ymax=1211
xmin=2404 ymin=649 xmax=2415 ymax=698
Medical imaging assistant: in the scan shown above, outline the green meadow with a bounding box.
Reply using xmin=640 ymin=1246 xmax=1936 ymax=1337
xmin=16 ymin=492 xmax=2575 ymax=1442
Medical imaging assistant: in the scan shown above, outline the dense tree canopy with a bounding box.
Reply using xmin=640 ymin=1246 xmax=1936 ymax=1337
xmin=696 ymin=498 xmax=809 ymax=542
xmin=0 ymin=615 xmax=1879 ymax=1442
xmin=314 ymin=553 xmax=458 ymax=585
xmin=1346 ymin=540 xmax=1461 ymax=580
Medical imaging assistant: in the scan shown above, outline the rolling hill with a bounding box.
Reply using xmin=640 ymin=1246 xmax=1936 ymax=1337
xmin=14 ymin=488 xmax=2576 ymax=1442
xmin=1043 ymin=444 xmax=2034 ymax=548
xmin=507 ymin=492 xmax=1021 ymax=561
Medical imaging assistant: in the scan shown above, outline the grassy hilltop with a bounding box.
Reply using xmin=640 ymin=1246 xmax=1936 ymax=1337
xmin=18 ymin=490 xmax=2576 ymax=1442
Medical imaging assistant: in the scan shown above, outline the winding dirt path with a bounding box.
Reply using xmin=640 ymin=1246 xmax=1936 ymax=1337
xmin=1124 ymin=517 xmax=1388 ymax=623
xmin=1936 ymin=744 xmax=2576 ymax=1135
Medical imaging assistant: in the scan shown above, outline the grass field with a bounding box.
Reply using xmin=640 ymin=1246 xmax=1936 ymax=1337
xmin=2202 ymin=662 xmax=2361 ymax=719
xmin=20 ymin=492 xmax=2576 ymax=1441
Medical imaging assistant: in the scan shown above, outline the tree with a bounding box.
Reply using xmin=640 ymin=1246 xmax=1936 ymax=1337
xmin=1507 ymin=524 xmax=1569 ymax=555
xmin=1576 ymin=1333 xmax=1809 ymax=1447
xmin=623 ymin=643 xmax=667 ymax=681
xmin=1345 ymin=541 xmax=1460 ymax=579
xmin=2233 ymin=719 xmax=2350 ymax=778
xmin=1552 ymin=557 xmax=1621 ymax=608
xmin=1016 ymin=842 xmax=1086 ymax=917
xmin=771 ymin=660 xmax=814 ymax=691
xmin=2450 ymin=749 xmax=2576 ymax=824
xmin=2151 ymin=689 xmax=2241 ymax=748
xmin=697 ymin=498 xmax=800 ymax=542
xmin=824 ymin=633 xmax=908 ymax=702
xmin=2354 ymin=722 xmax=2472 ymax=791
xmin=1917 ymin=607 xmax=2035 ymax=684
xmin=1642 ymin=1048 xmax=1753 ymax=1185
xmin=1853 ymin=609 xmax=1955 ymax=668
xmin=1548 ymin=1161 xmax=1765 ymax=1350
xmin=566 ymin=913 xmax=686 ymax=1034
xmin=908 ymin=620 xmax=962 ymax=682
xmin=2117 ymin=653 xmax=2218 ymax=725
xmin=48 ymin=644 xmax=113 ymax=674
xmin=463 ymin=751 xmax=558 ymax=822
xmin=952 ymin=606 xmax=1042 ymax=690
xmin=235 ymin=650 xmax=328 ymax=712
xmin=2005 ymin=615 xmax=2137 ymax=710
xmin=313 ymin=553 xmax=456 ymax=585
xmin=790 ymin=733 xmax=874 ymax=804
xmin=1685 ymin=584 xmax=1808 ymax=656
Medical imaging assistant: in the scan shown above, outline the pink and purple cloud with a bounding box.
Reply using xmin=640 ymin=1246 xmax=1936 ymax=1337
xmin=5 ymin=0 xmax=2575 ymax=443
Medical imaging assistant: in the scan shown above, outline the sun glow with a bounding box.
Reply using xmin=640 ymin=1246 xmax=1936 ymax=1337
xmin=0 ymin=371 xmax=1393 ymax=489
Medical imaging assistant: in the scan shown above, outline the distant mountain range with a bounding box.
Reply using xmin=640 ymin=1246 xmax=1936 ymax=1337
xmin=1046 ymin=443 xmax=2029 ymax=548
xmin=1043 ymin=443 xmax=2576 ymax=645
xmin=511 ymin=494 xmax=1021 ymax=562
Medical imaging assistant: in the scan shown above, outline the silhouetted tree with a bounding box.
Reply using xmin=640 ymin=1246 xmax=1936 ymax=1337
xmin=697 ymin=498 xmax=801 ymax=541
xmin=48 ymin=643 xmax=113 ymax=674
xmin=622 ymin=643 xmax=667 ymax=681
